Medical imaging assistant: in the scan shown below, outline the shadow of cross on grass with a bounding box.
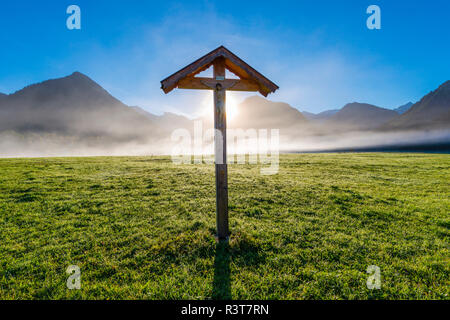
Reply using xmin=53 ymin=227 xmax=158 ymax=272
xmin=212 ymin=242 xmax=231 ymax=300
xmin=212 ymin=234 xmax=268 ymax=299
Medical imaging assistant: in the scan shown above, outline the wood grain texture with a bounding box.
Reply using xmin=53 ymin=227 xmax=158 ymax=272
xmin=177 ymin=77 xmax=259 ymax=92
xmin=160 ymin=46 xmax=278 ymax=97
xmin=213 ymin=58 xmax=229 ymax=241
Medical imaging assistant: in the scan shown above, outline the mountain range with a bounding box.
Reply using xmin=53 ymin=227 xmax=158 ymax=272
xmin=383 ymin=81 xmax=450 ymax=130
xmin=302 ymin=109 xmax=339 ymax=122
xmin=0 ymin=72 xmax=449 ymax=156
xmin=228 ymin=96 xmax=308 ymax=130
xmin=323 ymin=102 xmax=399 ymax=131
xmin=0 ymin=72 xmax=160 ymax=141
xmin=303 ymin=101 xmax=413 ymax=123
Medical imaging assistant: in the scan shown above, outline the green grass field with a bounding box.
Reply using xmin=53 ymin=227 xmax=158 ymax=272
xmin=0 ymin=153 xmax=448 ymax=299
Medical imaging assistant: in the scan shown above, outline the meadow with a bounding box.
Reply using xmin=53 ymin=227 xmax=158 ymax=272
xmin=0 ymin=153 xmax=448 ymax=299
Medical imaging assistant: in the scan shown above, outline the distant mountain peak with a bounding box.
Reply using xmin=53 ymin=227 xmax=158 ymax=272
xmin=68 ymin=71 xmax=90 ymax=79
xmin=243 ymin=95 xmax=267 ymax=104
xmin=232 ymin=95 xmax=307 ymax=130
xmin=65 ymin=71 xmax=100 ymax=85
xmin=326 ymin=102 xmax=398 ymax=130
xmin=242 ymin=95 xmax=300 ymax=110
xmin=437 ymin=80 xmax=450 ymax=91
xmin=302 ymin=109 xmax=339 ymax=121
xmin=342 ymin=102 xmax=383 ymax=110
xmin=394 ymin=102 xmax=413 ymax=114
xmin=383 ymin=80 xmax=450 ymax=130
xmin=0 ymin=72 xmax=159 ymax=136
xmin=1 ymin=71 xmax=129 ymax=115
xmin=9 ymin=71 xmax=103 ymax=97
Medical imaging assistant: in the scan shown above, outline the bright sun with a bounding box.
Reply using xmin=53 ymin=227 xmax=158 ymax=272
xmin=201 ymin=92 xmax=240 ymax=120
xmin=226 ymin=94 xmax=239 ymax=120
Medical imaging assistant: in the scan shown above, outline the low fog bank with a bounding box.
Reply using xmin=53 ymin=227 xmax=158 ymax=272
xmin=1 ymin=128 xmax=449 ymax=158
xmin=282 ymin=129 xmax=450 ymax=153
xmin=1 ymin=73 xmax=448 ymax=158
xmin=0 ymin=132 xmax=169 ymax=158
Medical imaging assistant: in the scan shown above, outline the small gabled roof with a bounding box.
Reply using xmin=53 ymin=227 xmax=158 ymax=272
xmin=160 ymin=46 xmax=279 ymax=97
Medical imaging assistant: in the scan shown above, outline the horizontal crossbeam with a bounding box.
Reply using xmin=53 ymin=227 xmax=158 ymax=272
xmin=177 ymin=77 xmax=260 ymax=92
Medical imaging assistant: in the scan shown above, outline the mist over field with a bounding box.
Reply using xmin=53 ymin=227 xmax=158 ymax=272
xmin=0 ymin=73 xmax=449 ymax=157
xmin=1 ymin=123 xmax=449 ymax=158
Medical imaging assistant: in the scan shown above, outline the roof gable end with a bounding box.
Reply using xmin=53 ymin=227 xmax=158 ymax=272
xmin=160 ymin=46 xmax=278 ymax=97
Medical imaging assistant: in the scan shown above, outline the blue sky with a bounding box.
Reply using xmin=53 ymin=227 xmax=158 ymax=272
xmin=0 ymin=0 xmax=449 ymax=116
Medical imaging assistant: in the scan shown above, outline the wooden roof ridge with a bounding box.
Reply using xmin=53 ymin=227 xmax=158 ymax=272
xmin=160 ymin=45 xmax=279 ymax=97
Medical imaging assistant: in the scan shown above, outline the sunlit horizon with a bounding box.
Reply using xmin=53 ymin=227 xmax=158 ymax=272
xmin=200 ymin=91 xmax=242 ymax=121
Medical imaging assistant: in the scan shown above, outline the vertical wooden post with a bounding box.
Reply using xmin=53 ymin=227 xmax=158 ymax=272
xmin=214 ymin=57 xmax=229 ymax=241
xmin=161 ymin=47 xmax=279 ymax=242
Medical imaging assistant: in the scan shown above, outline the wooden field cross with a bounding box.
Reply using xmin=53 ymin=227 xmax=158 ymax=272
xmin=161 ymin=46 xmax=278 ymax=241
